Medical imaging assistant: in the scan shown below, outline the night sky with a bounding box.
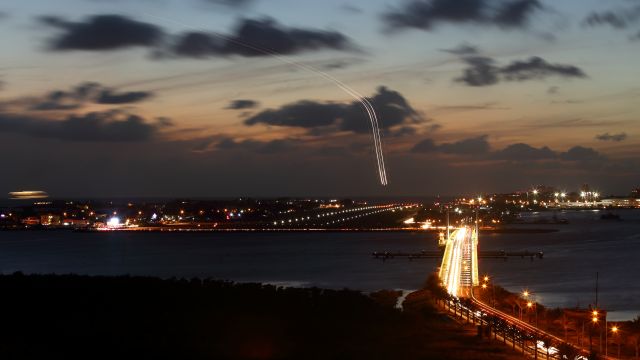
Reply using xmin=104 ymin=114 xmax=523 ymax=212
xmin=1 ymin=0 xmax=638 ymax=197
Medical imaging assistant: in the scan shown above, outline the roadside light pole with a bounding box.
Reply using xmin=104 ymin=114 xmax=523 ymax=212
xmin=590 ymin=309 xmax=598 ymax=355
xmin=446 ymin=207 xmax=450 ymax=240
xmin=611 ymin=325 xmax=620 ymax=358
xmin=527 ymin=299 xmax=538 ymax=328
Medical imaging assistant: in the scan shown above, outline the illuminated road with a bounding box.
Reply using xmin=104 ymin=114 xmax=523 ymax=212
xmin=438 ymin=226 xmax=479 ymax=297
xmin=439 ymin=225 xmax=603 ymax=359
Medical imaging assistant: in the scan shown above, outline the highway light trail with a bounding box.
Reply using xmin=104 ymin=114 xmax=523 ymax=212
xmin=144 ymin=14 xmax=388 ymax=186
xmin=440 ymin=227 xmax=476 ymax=298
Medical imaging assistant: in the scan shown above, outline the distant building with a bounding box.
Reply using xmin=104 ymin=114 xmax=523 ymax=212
xmin=41 ymin=214 xmax=62 ymax=226
xmin=21 ymin=217 xmax=40 ymax=226
xmin=63 ymin=219 xmax=90 ymax=227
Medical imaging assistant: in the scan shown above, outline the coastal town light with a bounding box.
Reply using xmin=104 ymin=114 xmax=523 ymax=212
xmin=107 ymin=217 xmax=121 ymax=228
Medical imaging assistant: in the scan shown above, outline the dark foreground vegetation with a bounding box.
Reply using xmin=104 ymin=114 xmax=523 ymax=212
xmin=0 ymin=273 xmax=520 ymax=359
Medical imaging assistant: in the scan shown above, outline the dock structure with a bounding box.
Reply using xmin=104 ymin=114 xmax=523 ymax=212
xmin=372 ymin=249 xmax=543 ymax=261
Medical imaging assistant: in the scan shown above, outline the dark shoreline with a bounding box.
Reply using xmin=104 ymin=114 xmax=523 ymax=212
xmin=0 ymin=273 xmax=525 ymax=360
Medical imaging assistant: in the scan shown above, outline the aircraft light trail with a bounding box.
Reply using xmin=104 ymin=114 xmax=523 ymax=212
xmin=144 ymin=14 xmax=388 ymax=186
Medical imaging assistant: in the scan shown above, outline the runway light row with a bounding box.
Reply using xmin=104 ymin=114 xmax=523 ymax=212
xmin=271 ymin=205 xmax=394 ymax=226
xmin=269 ymin=204 xmax=417 ymax=227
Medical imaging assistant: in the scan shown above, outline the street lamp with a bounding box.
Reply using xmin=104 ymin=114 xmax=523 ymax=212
xmin=480 ymin=275 xmax=495 ymax=308
xmin=611 ymin=325 xmax=621 ymax=358
xmin=526 ymin=299 xmax=538 ymax=327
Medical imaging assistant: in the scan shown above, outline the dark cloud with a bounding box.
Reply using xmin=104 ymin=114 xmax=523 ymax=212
xmin=559 ymin=146 xmax=604 ymax=162
xmin=388 ymin=126 xmax=418 ymax=137
xmin=12 ymin=82 xmax=153 ymax=110
xmin=583 ymin=6 xmax=640 ymax=29
xmin=411 ymin=136 xmax=606 ymax=164
xmin=456 ymin=56 xmax=500 ymax=86
xmin=41 ymin=14 xmax=164 ymax=51
xmin=213 ymin=137 xmax=301 ymax=154
xmin=455 ymin=53 xmax=586 ymax=87
xmin=26 ymin=82 xmax=99 ymax=111
xmin=411 ymin=135 xmax=490 ymax=154
xmin=226 ymin=99 xmax=259 ymax=110
xmin=382 ymin=0 xmax=542 ymax=32
xmin=167 ymin=18 xmax=355 ymax=58
xmin=493 ymin=0 xmax=542 ymax=28
xmin=441 ymin=43 xmax=479 ymax=55
xmin=97 ymin=89 xmax=153 ymax=104
xmin=244 ymin=86 xmax=423 ymax=134
xmin=202 ymin=0 xmax=255 ymax=8
xmin=595 ymin=132 xmax=627 ymax=142
xmin=438 ymin=135 xmax=491 ymax=154
xmin=492 ymin=143 xmax=556 ymax=160
xmin=0 ymin=110 xmax=169 ymax=142
xmin=411 ymin=138 xmax=437 ymax=153
xmin=245 ymin=101 xmax=345 ymax=128
xmin=320 ymin=59 xmax=362 ymax=70
xmin=500 ymin=56 xmax=587 ymax=81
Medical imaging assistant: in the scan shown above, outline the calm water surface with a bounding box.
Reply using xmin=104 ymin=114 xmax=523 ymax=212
xmin=1 ymin=209 xmax=638 ymax=320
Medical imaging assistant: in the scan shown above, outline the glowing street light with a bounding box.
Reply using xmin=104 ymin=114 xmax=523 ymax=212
xmin=523 ymin=290 xmax=529 ymax=298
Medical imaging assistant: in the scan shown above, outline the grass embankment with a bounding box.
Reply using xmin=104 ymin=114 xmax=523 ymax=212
xmin=0 ymin=273 xmax=524 ymax=359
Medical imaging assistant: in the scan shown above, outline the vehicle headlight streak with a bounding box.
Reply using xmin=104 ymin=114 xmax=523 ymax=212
xmin=144 ymin=14 xmax=388 ymax=186
xmin=440 ymin=227 xmax=468 ymax=298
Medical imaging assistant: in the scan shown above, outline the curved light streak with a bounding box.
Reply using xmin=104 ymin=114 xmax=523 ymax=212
xmin=144 ymin=14 xmax=388 ymax=185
